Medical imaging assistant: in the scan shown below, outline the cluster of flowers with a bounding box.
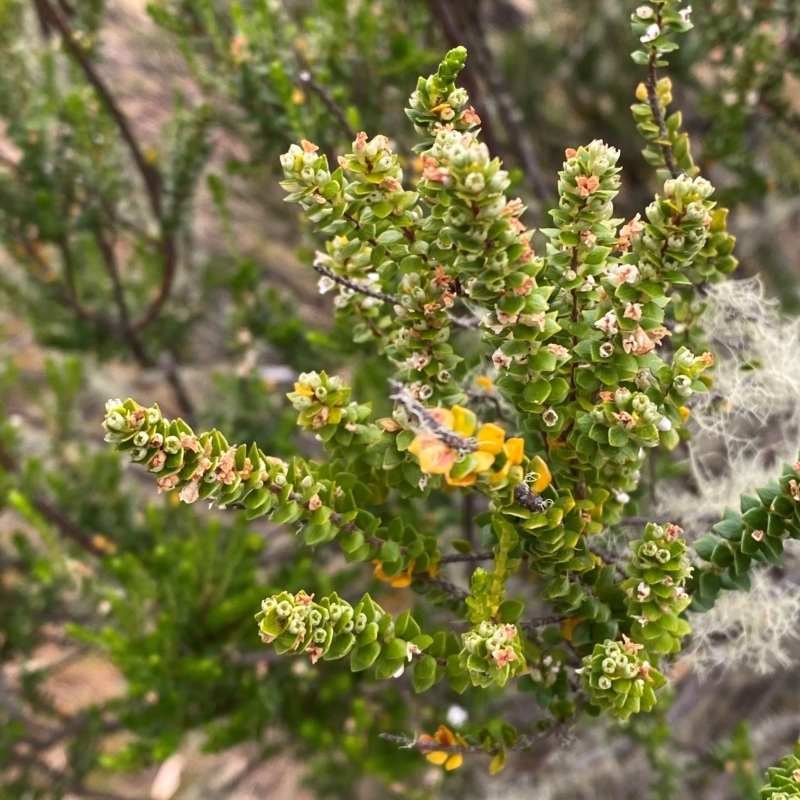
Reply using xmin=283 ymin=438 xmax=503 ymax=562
xmin=622 ymin=522 xmax=693 ymax=655
xmin=406 ymin=403 xmax=526 ymax=489
xmin=579 ymin=636 xmax=666 ymax=720
xmin=459 ymin=619 xmax=526 ymax=688
xmin=255 ymin=590 xmax=410 ymax=672
xmin=417 ymin=725 xmax=466 ymax=771
xmin=286 ymin=370 xmax=379 ymax=453
xmin=581 ymin=387 xmax=679 ymax=460
xmin=102 ymin=398 xmax=354 ymax=545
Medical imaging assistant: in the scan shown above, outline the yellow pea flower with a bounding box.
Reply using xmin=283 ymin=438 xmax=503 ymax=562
xmin=373 ymin=559 xmax=416 ymax=588
xmin=529 ymin=455 xmax=552 ymax=492
xmin=408 ymin=405 xmax=527 ymax=488
xmin=418 ymin=725 xmax=464 ymax=770
xmin=408 ymin=431 xmax=456 ymax=475
xmin=293 ymin=382 xmax=314 ymax=397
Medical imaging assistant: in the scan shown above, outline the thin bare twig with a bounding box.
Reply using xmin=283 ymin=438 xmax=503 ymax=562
xmin=644 ymin=5 xmax=681 ymax=180
xmin=438 ymin=550 xmax=493 ymax=564
xmin=414 ymin=574 xmax=469 ymax=602
xmin=93 ymin=230 xmax=152 ymax=366
xmin=297 ymin=70 xmax=356 ymax=142
xmin=34 ymin=0 xmax=162 ymax=215
xmin=469 ymin=1 xmax=554 ymax=202
xmin=519 ymin=615 xmax=564 ymax=629
xmin=314 ymin=264 xmax=396 ymax=304
xmin=380 ymin=721 xmax=557 ymax=754
xmin=587 ymin=542 xmax=628 ymax=578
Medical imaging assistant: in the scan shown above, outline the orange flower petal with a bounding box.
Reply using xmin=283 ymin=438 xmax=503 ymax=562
xmin=409 ymin=433 xmax=456 ymax=474
xmin=373 ymin=561 xmax=391 ymax=583
xmin=475 ymin=376 xmax=494 ymax=391
xmin=472 ymin=450 xmax=496 ymax=473
xmin=445 ymin=754 xmax=463 ymax=770
xmin=435 ymin=726 xmax=456 ymax=747
xmin=503 ymin=437 xmax=525 ymax=466
xmin=425 ymin=752 xmax=448 ymax=766
xmin=390 ymin=574 xmax=413 ymax=588
xmin=427 ymin=408 xmax=455 ymax=429
xmin=451 ymin=405 xmax=477 ymax=436
xmin=293 ymin=382 xmax=314 ymax=397
xmin=530 ymin=455 xmax=552 ymax=492
xmin=477 ymin=423 xmax=505 ymax=455
xmin=445 ymin=472 xmax=477 ymax=487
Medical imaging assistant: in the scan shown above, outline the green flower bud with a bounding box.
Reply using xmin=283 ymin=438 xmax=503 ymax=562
xmin=163 ymin=436 xmax=182 ymax=454
xmin=106 ymin=412 xmax=126 ymax=431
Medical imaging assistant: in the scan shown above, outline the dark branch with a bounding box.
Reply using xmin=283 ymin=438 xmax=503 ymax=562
xmin=644 ymin=9 xmax=682 ymax=180
xmin=379 ymin=722 xmax=557 ymax=754
xmin=314 ymin=264 xmax=397 ymax=304
xmin=297 ymin=70 xmax=356 ymax=142
xmin=438 ymin=550 xmax=493 ymax=564
xmin=519 ymin=615 xmax=564 ymax=629
xmin=35 ymin=0 xmax=163 ymax=215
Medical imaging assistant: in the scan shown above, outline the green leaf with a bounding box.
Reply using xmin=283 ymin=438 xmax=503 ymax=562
xmin=376 ymin=229 xmax=404 ymax=245
xmin=412 ymin=655 xmax=438 ymax=693
xmin=379 ymin=540 xmax=401 ymax=563
xmin=693 ymin=534 xmax=718 ymax=562
xmin=608 ymin=426 xmax=629 ymax=448
xmin=350 ymin=641 xmax=382 ymax=672
xmin=489 ymin=748 xmax=507 ymax=775
xmin=498 ymin=599 xmax=525 ymax=623
xmin=382 ymin=638 xmax=408 ymax=661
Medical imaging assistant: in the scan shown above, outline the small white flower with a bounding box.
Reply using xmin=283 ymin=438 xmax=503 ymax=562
xmin=392 ymin=664 xmax=405 ymax=678
xmin=595 ymin=310 xmax=619 ymax=335
xmin=446 ymin=704 xmax=469 ymax=728
xmin=679 ymin=5 xmax=692 ymax=22
xmin=657 ymin=416 xmax=672 ymax=431
xmin=640 ymin=23 xmax=661 ymax=42
xmin=492 ymin=348 xmax=512 ymax=369
xmin=317 ymin=276 xmax=336 ymax=294
xmin=636 ymin=5 xmax=654 ymax=18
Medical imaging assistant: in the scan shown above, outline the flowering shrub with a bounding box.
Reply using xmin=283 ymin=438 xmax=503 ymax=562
xmin=92 ymin=0 xmax=800 ymax=788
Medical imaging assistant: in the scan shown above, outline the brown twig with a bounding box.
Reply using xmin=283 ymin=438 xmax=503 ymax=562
xmin=439 ymin=550 xmax=493 ymax=564
xmin=93 ymin=230 xmax=152 ymax=366
xmin=469 ymin=1 xmax=554 ymax=203
xmin=414 ymin=574 xmax=470 ymax=602
xmin=34 ymin=0 xmax=162 ymax=215
xmin=519 ymin=615 xmax=564 ymax=629
xmin=34 ymin=0 xmax=180 ymax=335
xmin=379 ymin=721 xmax=557 ymax=755
xmin=0 ymin=443 xmax=111 ymax=557
xmin=644 ymin=6 xmax=682 ymax=180
xmin=314 ymin=264 xmax=397 ymax=304
xmin=423 ymin=0 xmax=503 ymax=162
xmin=297 ymin=70 xmax=356 ymax=142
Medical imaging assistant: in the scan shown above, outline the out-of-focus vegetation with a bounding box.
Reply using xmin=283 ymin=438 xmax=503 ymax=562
xmin=1 ymin=1 xmax=800 ymax=799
